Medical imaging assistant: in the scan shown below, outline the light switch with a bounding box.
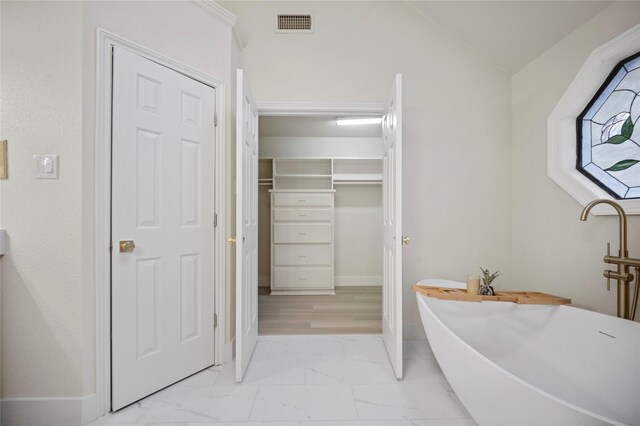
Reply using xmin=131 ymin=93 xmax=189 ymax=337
xmin=34 ymin=155 xmax=59 ymax=179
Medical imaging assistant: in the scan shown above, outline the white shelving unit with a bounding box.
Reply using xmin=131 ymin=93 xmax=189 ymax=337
xmin=333 ymin=158 xmax=382 ymax=184
xmin=269 ymin=158 xmax=336 ymax=295
xmin=262 ymin=157 xmax=382 ymax=189
xmin=273 ymin=158 xmax=333 ymax=190
xmin=263 ymin=157 xmax=382 ymax=295
xmin=332 ymin=158 xmax=382 ymax=185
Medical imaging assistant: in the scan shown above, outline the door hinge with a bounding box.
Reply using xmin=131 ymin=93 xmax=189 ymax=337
xmin=109 ymin=242 xmax=113 ymax=253
xmin=214 ymin=112 xmax=218 ymax=127
xmin=214 ymin=212 xmax=218 ymax=228
xmin=213 ymin=313 xmax=218 ymax=328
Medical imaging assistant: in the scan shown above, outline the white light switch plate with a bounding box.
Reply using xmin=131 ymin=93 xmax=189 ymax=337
xmin=34 ymin=154 xmax=59 ymax=179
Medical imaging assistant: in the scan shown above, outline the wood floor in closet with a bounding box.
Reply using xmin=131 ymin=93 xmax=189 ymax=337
xmin=258 ymin=286 xmax=382 ymax=335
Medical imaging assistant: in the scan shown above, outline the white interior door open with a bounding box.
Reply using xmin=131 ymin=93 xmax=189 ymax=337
xmin=111 ymin=46 xmax=216 ymax=410
xmin=382 ymin=74 xmax=403 ymax=378
xmin=235 ymin=69 xmax=259 ymax=382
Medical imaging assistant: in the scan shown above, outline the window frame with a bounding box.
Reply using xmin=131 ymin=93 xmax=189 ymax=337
xmin=575 ymin=51 xmax=640 ymax=200
xmin=548 ymin=22 xmax=640 ymax=215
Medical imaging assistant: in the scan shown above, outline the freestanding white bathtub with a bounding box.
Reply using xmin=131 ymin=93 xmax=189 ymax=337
xmin=416 ymin=279 xmax=640 ymax=426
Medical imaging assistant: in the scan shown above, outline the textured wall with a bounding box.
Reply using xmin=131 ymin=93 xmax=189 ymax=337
xmin=1 ymin=1 xmax=84 ymax=397
xmin=1 ymin=1 xmax=235 ymax=417
xmin=511 ymin=1 xmax=640 ymax=321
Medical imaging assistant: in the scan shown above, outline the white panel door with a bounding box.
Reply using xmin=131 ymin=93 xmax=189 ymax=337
xmin=382 ymin=74 xmax=403 ymax=378
xmin=111 ymin=46 xmax=216 ymax=410
xmin=235 ymin=69 xmax=259 ymax=382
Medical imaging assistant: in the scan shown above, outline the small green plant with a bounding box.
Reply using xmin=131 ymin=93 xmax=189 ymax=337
xmin=479 ymin=267 xmax=500 ymax=295
xmin=480 ymin=267 xmax=500 ymax=287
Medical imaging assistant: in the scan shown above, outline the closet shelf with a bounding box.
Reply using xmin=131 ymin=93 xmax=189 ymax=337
xmin=276 ymin=174 xmax=332 ymax=178
xmin=333 ymin=174 xmax=382 ymax=182
xmin=269 ymin=189 xmax=336 ymax=193
xmin=334 ymin=181 xmax=382 ymax=186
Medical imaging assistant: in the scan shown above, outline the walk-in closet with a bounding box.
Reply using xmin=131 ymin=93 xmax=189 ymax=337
xmin=257 ymin=115 xmax=384 ymax=334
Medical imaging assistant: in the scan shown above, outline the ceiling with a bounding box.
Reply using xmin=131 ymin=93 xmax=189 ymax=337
xmin=407 ymin=1 xmax=613 ymax=74
xmin=260 ymin=116 xmax=383 ymax=138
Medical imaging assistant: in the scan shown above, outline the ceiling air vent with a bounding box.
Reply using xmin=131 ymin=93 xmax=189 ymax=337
xmin=276 ymin=14 xmax=313 ymax=33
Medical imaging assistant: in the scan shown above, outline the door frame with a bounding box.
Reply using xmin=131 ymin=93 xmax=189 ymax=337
xmin=95 ymin=29 xmax=227 ymax=417
xmin=239 ymin=100 xmax=385 ymax=337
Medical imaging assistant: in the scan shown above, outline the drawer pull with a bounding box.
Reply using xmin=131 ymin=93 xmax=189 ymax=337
xmin=299 ymin=278 xmax=306 ymax=281
xmin=299 ymin=214 xmax=307 ymax=217
xmin=299 ymin=199 xmax=306 ymax=202
xmin=299 ymin=232 xmax=307 ymax=236
xmin=299 ymin=255 xmax=307 ymax=258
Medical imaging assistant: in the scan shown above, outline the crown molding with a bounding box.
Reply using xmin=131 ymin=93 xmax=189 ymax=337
xmin=195 ymin=1 xmax=238 ymax=27
xmin=233 ymin=23 xmax=246 ymax=51
xmin=195 ymin=1 xmax=245 ymax=50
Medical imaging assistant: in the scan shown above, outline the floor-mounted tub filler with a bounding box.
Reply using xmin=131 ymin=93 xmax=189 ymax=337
xmin=415 ymin=279 xmax=640 ymax=426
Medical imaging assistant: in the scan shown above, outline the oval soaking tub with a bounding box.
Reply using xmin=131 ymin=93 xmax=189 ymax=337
xmin=415 ymin=279 xmax=640 ymax=426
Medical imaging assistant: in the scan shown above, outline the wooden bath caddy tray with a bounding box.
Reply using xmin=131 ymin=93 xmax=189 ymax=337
xmin=412 ymin=285 xmax=571 ymax=305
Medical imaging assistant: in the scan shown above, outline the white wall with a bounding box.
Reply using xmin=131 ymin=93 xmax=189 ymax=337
xmin=1 ymin=1 xmax=236 ymax=424
xmin=511 ymin=1 xmax=640 ymax=321
xmin=260 ymin=137 xmax=383 ymax=158
xmin=223 ymin=1 xmax=513 ymax=335
xmin=1 ymin=1 xmax=85 ymax=400
xmin=334 ymin=186 xmax=382 ymax=285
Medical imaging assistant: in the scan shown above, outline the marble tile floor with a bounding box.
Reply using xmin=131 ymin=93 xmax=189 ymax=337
xmin=90 ymin=335 xmax=476 ymax=426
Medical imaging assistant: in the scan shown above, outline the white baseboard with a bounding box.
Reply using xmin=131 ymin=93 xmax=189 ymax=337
xmin=260 ymin=276 xmax=381 ymax=287
xmin=335 ymin=275 xmax=381 ymax=286
xmin=1 ymin=396 xmax=95 ymax=426
xmin=81 ymin=393 xmax=97 ymax=425
xmin=403 ymin=322 xmax=427 ymax=340
xmin=0 ymin=393 xmax=97 ymax=426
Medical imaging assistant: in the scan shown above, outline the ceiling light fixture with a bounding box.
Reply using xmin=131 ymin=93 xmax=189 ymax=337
xmin=336 ymin=117 xmax=383 ymax=126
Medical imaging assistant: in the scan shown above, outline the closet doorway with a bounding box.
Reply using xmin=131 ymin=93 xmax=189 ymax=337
xmin=235 ymin=71 xmax=404 ymax=381
xmin=257 ymin=116 xmax=383 ymax=335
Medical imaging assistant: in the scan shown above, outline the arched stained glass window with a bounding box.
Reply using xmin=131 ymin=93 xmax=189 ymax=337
xmin=577 ymin=52 xmax=640 ymax=199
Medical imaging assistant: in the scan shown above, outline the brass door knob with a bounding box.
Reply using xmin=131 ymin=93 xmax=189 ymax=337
xmin=402 ymin=236 xmax=411 ymax=245
xmin=119 ymin=240 xmax=135 ymax=253
xmin=228 ymin=237 xmax=237 ymax=245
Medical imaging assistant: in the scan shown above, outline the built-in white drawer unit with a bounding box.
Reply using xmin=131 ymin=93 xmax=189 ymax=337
xmin=272 ymin=193 xmax=333 ymax=207
xmin=270 ymin=189 xmax=335 ymax=295
xmin=273 ymin=223 xmax=332 ymax=244
xmin=273 ymin=245 xmax=333 ymax=266
xmin=272 ymin=267 xmax=333 ymax=289
xmin=273 ymin=208 xmax=332 ymax=222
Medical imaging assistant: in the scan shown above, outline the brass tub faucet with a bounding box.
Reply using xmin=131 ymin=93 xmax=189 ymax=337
xmin=581 ymin=199 xmax=640 ymax=320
